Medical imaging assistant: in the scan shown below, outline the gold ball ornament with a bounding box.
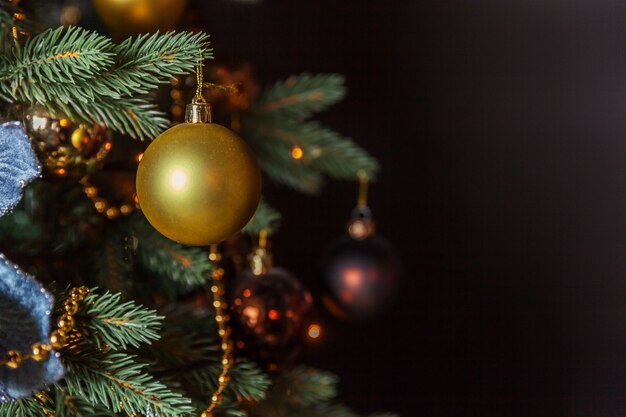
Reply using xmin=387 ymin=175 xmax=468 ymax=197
xmin=136 ymin=101 xmax=261 ymax=246
xmin=93 ymin=0 xmax=187 ymax=38
xmin=15 ymin=104 xmax=112 ymax=179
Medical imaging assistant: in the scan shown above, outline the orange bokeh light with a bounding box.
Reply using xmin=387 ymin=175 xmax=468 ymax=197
xmin=308 ymin=324 xmax=321 ymax=339
xmin=290 ymin=146 xmax=304 ymax=160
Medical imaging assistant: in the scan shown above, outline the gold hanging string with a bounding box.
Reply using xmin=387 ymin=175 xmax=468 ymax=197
xmin=201 ymin=82 xmax=242 ymax=95
xmin=194 ymin=55 xmax=205 ymax=103
xmin=201 ymin=245 xmax=233 ymax=417
xmin=357 ymin=169 xmax=369 ymax=208
xmin=258 ymin=229 xmax=267 ymax=249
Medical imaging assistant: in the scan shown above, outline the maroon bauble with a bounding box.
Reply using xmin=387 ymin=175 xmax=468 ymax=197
xmin=229 ymin=268 xmax=313 ymax=368
xmin=322 ymin=235 xmax=401 ymax=320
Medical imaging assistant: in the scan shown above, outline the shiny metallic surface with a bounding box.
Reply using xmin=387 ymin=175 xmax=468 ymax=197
xmin=136 ymin=122 xmax=261 ymax=246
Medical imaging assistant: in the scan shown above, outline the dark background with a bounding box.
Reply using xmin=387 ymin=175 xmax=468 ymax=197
xmin=196 ymin=1 xmax=626 ymax=416
xmin=66 ymin=0 xmax=626 ymax=416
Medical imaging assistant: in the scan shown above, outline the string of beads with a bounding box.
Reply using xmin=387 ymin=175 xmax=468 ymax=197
xmin=201 ymin=248 xmax=234 ymax=417
xmin=0 ymin=287 xmax=90 ymax=369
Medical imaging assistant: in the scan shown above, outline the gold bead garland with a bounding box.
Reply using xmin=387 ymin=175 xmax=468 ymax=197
xmin=80 ymin=177 xmax=137 ymax=220
xmin=201 ymin=247 xmax=233 ymax=417
xmin=0 ymin=287 xmax=90 ymax=369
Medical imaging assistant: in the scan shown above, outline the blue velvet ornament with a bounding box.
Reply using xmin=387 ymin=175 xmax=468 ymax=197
xmin=0 ymin=121 xmax=41 ymax=216
xmin=0 ymin=255 xmax=64 ymax=403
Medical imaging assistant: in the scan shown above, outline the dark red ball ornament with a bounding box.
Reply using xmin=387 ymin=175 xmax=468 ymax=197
xmin=322 ymin=203 xmax=401 ymax=320
xmin=230 ymin=243 xmax=313 ymax=368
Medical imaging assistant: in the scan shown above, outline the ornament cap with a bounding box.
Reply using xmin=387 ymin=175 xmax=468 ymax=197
xmin=347 ymin=206 xmax=376 ymax=240
xmin=185 ymin=99 xmax=212 ymax=124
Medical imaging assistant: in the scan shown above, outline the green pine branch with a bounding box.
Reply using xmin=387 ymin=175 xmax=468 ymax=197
xmin=45 ymin=94 xmax=169 ymax=141
xmin=0 ymin=394 xmax=54 ymax=417
xmin=131 ymin=214 xmax=213 ymax=297
xmin=109 ymin=31 xmax=211 ymax=94
xmin=277 ymin=367 xmax=339 ymax=407
xmin=76 ymin=291 xmax=162 ymax=350
xmin=242 ymin=198 xmax=281 ymax=235
xmin=244 ymin=73 xmax=379 ymax=193
xmin=0 ymin=1 xmax=40 ymax=52
xmin=52 ymin=386 xmax=119 ymax=417
xmin=0 ymin=26 xmax=212 ymax=140
xmin=1 ymin=26 xmax=114 ymax=85
xmin=254 ymin=74 xmax=346 ymax=120
xmin=92 ymin=231 xmax=134 ymax=295
xmin=63 ymin=350 xmax=194 ymax=417
xmin=146 ymin=322 xmax=270 ymax=405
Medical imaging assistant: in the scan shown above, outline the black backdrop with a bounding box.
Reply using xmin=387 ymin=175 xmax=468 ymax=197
xmin=197 ymin=1 xmax=626 ymax=416
xmin=93 ymin=0 xmax=626 ymax=416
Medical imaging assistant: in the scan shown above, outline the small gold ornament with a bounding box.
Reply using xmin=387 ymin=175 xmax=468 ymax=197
xmin=136 ymin=98 xmax=261 ymax=246
xmin=15 ymin=105 xmax=112 ymax=179
xmin=93 ymin=0 xmax=187 ymax=39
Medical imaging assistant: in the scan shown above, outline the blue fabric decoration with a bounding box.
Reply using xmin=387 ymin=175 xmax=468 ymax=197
xmin=0 ymin=255 xmax=64 ymax=403
xmin=0 ymin=121 xmax=41 ymax=216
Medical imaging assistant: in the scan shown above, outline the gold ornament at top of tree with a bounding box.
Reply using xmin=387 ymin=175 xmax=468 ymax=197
xmin=92 ymin=0 xmax=187 ymax=39
xmin=14 ymin=104 xmax=112 ymax=179
xmin=136 ymin=98 xmax=262 ymax=246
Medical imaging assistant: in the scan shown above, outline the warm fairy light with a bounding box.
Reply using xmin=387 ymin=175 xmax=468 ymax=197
xmin=242 ymin=288 xmax=252 ymax=298
xmin=105 ymin=207 xmax=119 ymax=219
xmin=59 ymin=118 xmax=70 ymax=128
xmin=120 ymin=204 xmax=133 ymax=215
xmin=171 ymin=104 xmax=184 ymax=117
xmin=291 ymin=146 xmax=304 ymax=160
xmin=55 ymin=168 xmax=66 ymax=176
xmin=268 ymin=309 xmax=279 ymax=320
xmin=168 ymin=169 xmax=188 ymax=191
xmin=242 ymin=306 xmax=260 ymax=326
xmin=308 ymin=324 xmax=321 ymax=339
xmin=104 ymin=142 xmax=112 ymax=151
xmin=136 ymin=152 xmax=144 ymax=163
xmin=84 ymin=186 xmax=97 ymax=198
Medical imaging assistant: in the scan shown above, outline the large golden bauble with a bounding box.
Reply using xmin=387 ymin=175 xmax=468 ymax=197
xmin=15 ymin=104 xmax=112 ymax=179
xmin=93 ymin=0 xmax=187 ymax=39
xmin=136 ymin=110 xmax=261 ymax=246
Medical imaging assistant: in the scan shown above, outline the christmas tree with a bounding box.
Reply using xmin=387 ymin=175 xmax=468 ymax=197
xmin=0 ymin=1 xmax=395 ymax=417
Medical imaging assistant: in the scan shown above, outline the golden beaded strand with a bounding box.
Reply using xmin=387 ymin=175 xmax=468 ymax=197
xmin=200 ymin=248 xmax=233 ymax=417
xmin=0 ymin=287 xmax=90 ymax=369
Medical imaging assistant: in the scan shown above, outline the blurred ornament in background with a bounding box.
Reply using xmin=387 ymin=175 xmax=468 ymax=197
xmin=12 ymin=105 xmax=111 ymax=180
xmin=321 ymin=171 xmax=401 ymax=320
xmin=230 ymin=232 xmax=314 ymax=369
xmin=92 ymin=0 xmax=187 ymax=38
xmin=60 ymin=3 xmax=81 ymax=26
xmin=0 ymin=122 xmax=41 ymax=216
xmin=0 ymin=255 xmax=64 ymax=402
